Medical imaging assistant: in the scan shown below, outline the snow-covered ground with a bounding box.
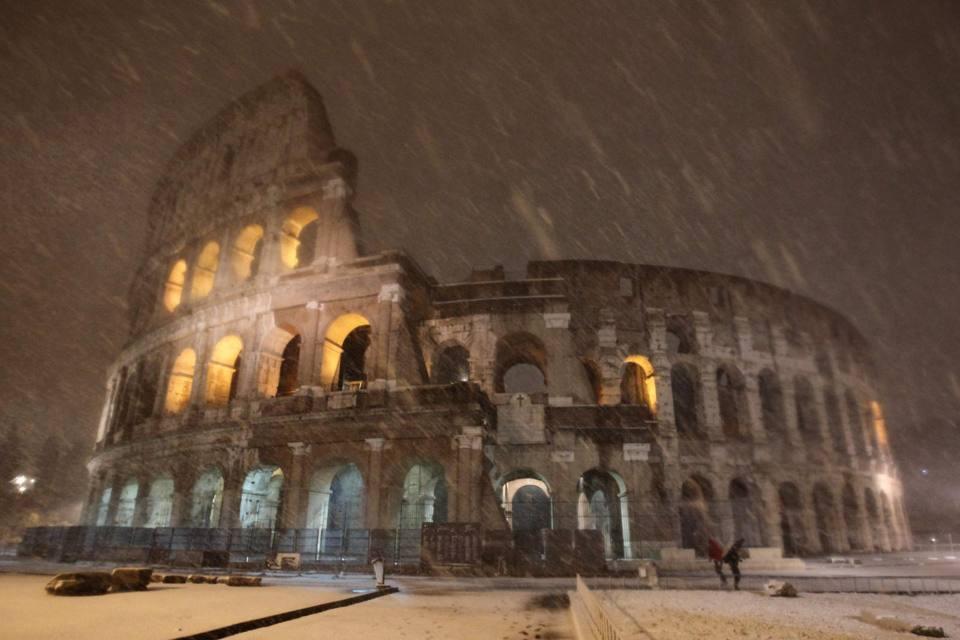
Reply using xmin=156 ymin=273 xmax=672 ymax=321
xmin=603 ymin=589 xmax=960 ymax=639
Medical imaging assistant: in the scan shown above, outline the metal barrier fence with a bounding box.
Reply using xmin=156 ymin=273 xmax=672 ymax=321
xmin=574 ymin=574 xmax=626 ymax=640
xmin=17 ymin=526 xmax=425 ymax=566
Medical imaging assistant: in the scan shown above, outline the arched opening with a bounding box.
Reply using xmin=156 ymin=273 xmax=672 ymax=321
xmin=864 ymin=488 xmax=882 ymax=550
xmin=845 ymin=390 xmax=868 ymax=457
xmin=758 ymin=369 xmax=784 ymax=432
xmin=880 ymin=491 xmax=896 ymax=550
xmin=190 ymin=468 xmax=224 ymax=528
xmin=258 ymin=326 xmax=302 ymax=397
xmin=280 ymin=206 xmax=320 ymax=269
xmin=842 ymin=483 xmax=863 ymax=550
xmin=308 ymin=463 xmax=365 ymax=556
xmin=320 ymin=314 xmax=372 ymax=391
xmin=276 ymin=335 xmax=301 ymax=396
xmin=205 ymin=335 xmax=243 ymax=406
xmin=231 ymin=224 xmax=264 ymax=281
xmin=145 ymin=475 xmax=175 ymax=527
xmin=671 ymin=364 xmax=701 ymax=436
xmin=823 ymin=389 xmax=847 ymax=457
xmin=679 ymin=476 xmax=715 ymax=555
xmin=230 ymin=224 xmax=263 ymax=282
xmin=870 ymin=401 xmax=889 ymax=451
xmin=621 ymin=355 xmax=657 ymax=413
xmin=133 ymin=360 xmax=160 ymax=426
xmin=779 ymin=482 xmax=805 ymax=557
xmin=95 ymin=486 xmax=112 ymax=526
xmin=163 ymin=259 xmax=187 ymax=312
xmin=499 ymin=473 xmax=552 ymax=532
xmin=729 ymin=478 xmax=764 ymax=546
xmin=494 ymin=332 xmax=547 ymax=394
xmin=164 ymin=348 xmax=196 ymax=414
xmin=190 ymin=241 xmax=220 ymax=299
xmin=794 ymin=377 xmax=821 ymax=443
xmin=399 ymin=463 xmax=447 ymax=529
xmin=812 ymin=483 xmax=838 ymax=554
xmin=578 ymin=470 xmax=631 ymax=559
xmin=114 ymin=478 xmax=139 ymax=527
xmin=582 ymin=359 xmax=602 ymax=404
xmin=717 ymin=365 xmax=748 ymax=439
xmin=433 ymin=344 xmax=471 ymax=384
xmin=239 ymin=466 xmax=284 ymax=529
xmin=666 ymin=316 xmax=695 ymax=354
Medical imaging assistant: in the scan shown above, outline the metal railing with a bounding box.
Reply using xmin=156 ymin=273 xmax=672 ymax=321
xmin=574 ymin=574 xmax=625 ymax=640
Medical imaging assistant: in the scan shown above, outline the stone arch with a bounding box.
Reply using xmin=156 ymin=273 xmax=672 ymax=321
xmin=845 ymin=390 xmax=868 ymax=457
xmin=758 ymin=369 xmax=785 ymax=432
xmin=717 ymin=364 xmax=748 ymax=439
xmin=190 ymin=467 xmax=224 ymax=528
xmin=864 ymin=488 xmax=882 ymax=551
xmin=812 ymin=483 xmax=838 ymax=553
xmin=729 ymin=477 xmax=764 ymax=547
xmin=145 ymin=474 xmax=175 ymax=527
xmin=578 ymin=469 xmax=631 ymax=559
xmin=823 ymin=388 xmax=847 ymax=457
xmin=114 ymin=477 xmax=139 ymax=527
xmin=671 ymin=363 xmax=701 ymax=437
xmin=239 ymin=466 xmax=284 ymax=529
xmin=258 ymin=324 xmax=302 ymax=397
xmin=164 ymin=348 xmax=196 ymax=414
xmin=794 ymin=377 xmax=821 ymax=443
xmin=666 ymin=315 xmax=696 ymax=355
xmin=880 ymin=491 xmax=897 ymax=550
xmin=496 ymin=469 xmax=553 ymax=532
xmin=494 ymin=332 xmax=547 ymax=394
xmin=581 ymin=359 xmax=602 ymax=404
xmin=842 ymin=482 xmax=863 ymax=550
xmin=306 ymin=462 xmax=365 ymax=532
xmin=778 ymin=482 xmax=806 ymax=557
xmin=432 ymin=343 xmax=471 ymax=384
xmin=205 ymin=335 xmax=243 ymax=406
xmin=399 ymin=461 xmax=448 ymax=529
xmin=280 ymin=206 xmax=320 ymax=269
xmin=679 ymin=475 xmax=716 ymax=555
xmin=95 ymin=485 xmax=112 ymax=526
xmin=191 ymin=241 xmax=220 ymax=299
xmin=230 ymin=223 xmax=264 ymax=281
xmin=320 ymin=313 xmax=372 ymax=390
xmin=163 ymin=259 xmax=187 ymax=312
xmin=621 ymin=355 xmax=657 ymax=413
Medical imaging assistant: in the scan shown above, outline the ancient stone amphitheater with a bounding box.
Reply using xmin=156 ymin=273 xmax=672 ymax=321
xmin=75 ymin=72 xmax=909 ymax=571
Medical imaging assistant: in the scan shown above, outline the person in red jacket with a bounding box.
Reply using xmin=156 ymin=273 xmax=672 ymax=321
xmin=708 ymin=537 xmax=726 ymax=586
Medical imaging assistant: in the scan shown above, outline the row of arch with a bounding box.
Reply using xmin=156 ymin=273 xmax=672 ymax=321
xmin=162 ymin=206 xmax=323 ymax=313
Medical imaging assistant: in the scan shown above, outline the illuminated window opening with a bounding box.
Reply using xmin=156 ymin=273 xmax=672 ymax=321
xmin=230 ymin=224 xmax=264 ymax=281
xmin=205 ymin=335 xmax=243 ymax=406
xmin=621 ymin=355 xmax=657 ymax=413
xmin=163 ymin=260 xmax=187 ymax=312
xmin=280 ymin=207 xmax=320 ymax=268
xmin=191 ymin=241 xmax=220 ymax=299
xmin=870 ymin=401 xmax=889 ymax=448
xmin=164 ymin=348 xmax=196 ymax=414
xmin=320 ymin=314 xmax=371 ymax=390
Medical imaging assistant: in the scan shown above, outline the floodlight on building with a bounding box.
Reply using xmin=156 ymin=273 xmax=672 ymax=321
xmin=11 ymin=475 xmax=36 ymax=494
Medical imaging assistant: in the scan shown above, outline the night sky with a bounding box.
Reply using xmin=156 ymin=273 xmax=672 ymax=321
xmin=1 ymin=1 xmax=958 ymax=531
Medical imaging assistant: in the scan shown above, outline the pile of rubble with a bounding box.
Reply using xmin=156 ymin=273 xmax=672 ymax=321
xmin=44 ymin=568 xmax=262 ymax=596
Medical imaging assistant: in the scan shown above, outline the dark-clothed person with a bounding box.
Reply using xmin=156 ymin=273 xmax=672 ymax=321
xmin=723 ymin=538 xmax=746 ymax=590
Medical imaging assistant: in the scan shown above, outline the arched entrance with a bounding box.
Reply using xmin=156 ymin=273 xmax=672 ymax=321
xmin=145 ymin=475 xmax=175 ymax=527
xmin=399 ymin=463 xmax=447 ymax=529
xmin=190 ymin=468 xmax=224 ymax=528
xmin=778 ymin=482 xmax=805 ymax=557
xmin=578 ymin=469 xmax=631 ymax=559
xmin=239 ymin=466 xmax=284 ymax=529
xmin=679 ymin=476 xmax=715 ymax=556
xmin=842 ymin=483 xmax=863 ymax=550
xmin=729 ymin=478 xmax=764 ymax=547
xmin=813 ymin=483 xmax=838 ymax=554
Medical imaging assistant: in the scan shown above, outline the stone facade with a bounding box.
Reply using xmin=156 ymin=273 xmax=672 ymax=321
xmin=82 ymin=72 xmax=910 ymax=561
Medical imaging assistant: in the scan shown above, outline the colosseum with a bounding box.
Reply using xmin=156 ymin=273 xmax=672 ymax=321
xmin=68 ymin=71 xmax=909 ymax=572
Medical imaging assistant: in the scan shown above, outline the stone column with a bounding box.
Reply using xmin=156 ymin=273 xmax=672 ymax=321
xmin=219 ymin=461 xmax=245 ymax=529
xmin=759 ymin=481 xmax=783 ymax=550
xmin=698 ymin=359 xmax=723 ymax=441
xmin=743 ymin=370 xmax=767 ymax=445
xmin=368 ymin=284 xmax=402 ymax=387
xmin=364 ymin=438 xmax=385 ymax=529
xmin=282 ymin=443 xmax=311 ymax=529
xmin=453 ymin=427 xmax=484 ymax=522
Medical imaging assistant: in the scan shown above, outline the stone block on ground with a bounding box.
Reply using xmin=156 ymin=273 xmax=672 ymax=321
xmin=110 ymin=567 xmax=152 ymax=591
xmin=45 ymin=572 xmax=113 ymax=596
xmin=187 ymin=574 xmax=209 ymax=583
xmin=224 ymin=575 xmax=262 ymax=587
xmin=764 ymin=580 xmax=799 ymax=597
xmin=161 ymin=574 xmax=188 ymax=584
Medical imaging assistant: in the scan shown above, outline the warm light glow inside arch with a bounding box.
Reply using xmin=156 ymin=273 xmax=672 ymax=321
xmin=231 ymin=224 xmax=264 ymax=280
xmin=163 ymin=259 xmax=187 ymax=312
xmin=624 ymin=355 xmax=657 ymax=412
xmin=191 ymin=241 xmax=220 ymax=299
xmin=280 ymin=207 xmax=319 ymax=268
xmin=164 ymin=348 xmax=196 ymax=414
xmin=870 ymin=400 xmax=888 ymax=447
xmin=320 ymin=313 xmax=371 ymax=389
xmin=205 ymin=335 xmax=243 ymax=406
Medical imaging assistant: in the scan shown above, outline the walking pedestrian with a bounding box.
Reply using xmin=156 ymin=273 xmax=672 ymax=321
xmin=708 ymin=537 xmax=726 ymax=586
xmin=723 ymin=538 xmax=746 ymax=590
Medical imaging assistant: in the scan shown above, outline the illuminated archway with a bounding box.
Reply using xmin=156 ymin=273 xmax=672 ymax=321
xmin=320 ymin=314 xmax=372 ymax=390
xmin=280 ymin=206 xmax=320 ymax=268
xmin=399 ymin=463 xmax=447 ymax=529
xmin=205 ymin=335 xmax=243 ymax=406
xmin=191 ymin=241 xmax=220 ymax=299
xmin=164 ymin=348 xmax=196 ymax=414
xmin=870 ymin=401 xmax=888 ymax=450
xmin=95 ymin=486 xmax=112 ymax=526
xmin=114 ymin=478 xmax=139 ymax=527
xmin=621 ymin=355 xmax=657 ymax=413
xmin=578 ymin=469 xmax=631 ymax=559
xmin=239 ymin=466 xmax=284 ymax=529
xmin=258 ymin=325 xmax=302 ymax=397
xmin=145 ymin=475 xmax=175 ymax=527
xmin=163 ymin=259 xmax=187 ymax=312
xmin=231 ymin=224 xmax=264 ymax=280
